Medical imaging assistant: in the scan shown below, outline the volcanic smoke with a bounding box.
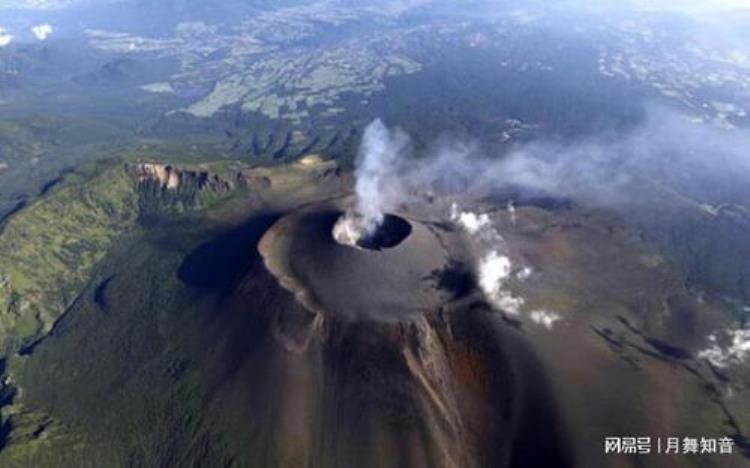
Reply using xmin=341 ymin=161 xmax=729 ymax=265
xmin=334 ymin=119 xmax=561 ymax=326
xmin=333 ymin=119 xmax=409 ymax=247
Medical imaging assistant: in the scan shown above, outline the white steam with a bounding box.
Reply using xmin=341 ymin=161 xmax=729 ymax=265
xmin=450 ymin=204 xmax=561 ymax=328
xmin=699 ymin=328 xmax=750 ymax=368
xmin=333 ymin=119 xmax=410 ymax=246
xmin=31 ymin=23 xmax=53 ymax=41
xmin=507 ymin=200 xmax=517 ymax=225
xmin=0 ymin=28 xmax=13 ymax=47
xmin=450 ymin=206 xmax=491 ymax=235
xmin=370 ymin=106 xmax=750 ymax=220
xmin=450 ymin=206 xmax=516 ymax=313
xmin=477 ymin=251 xmax=525 ymax=315
xmin=529 ymin=310 xmax=562 ymax=330
xmin=450 ymin=205 xmax=519 ymax=311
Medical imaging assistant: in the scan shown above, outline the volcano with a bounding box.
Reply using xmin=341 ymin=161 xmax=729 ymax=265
xmin=212 ymin=199 xmax=575 ymax=468
xmin=10 ymin=160 xmax=743 ymax=468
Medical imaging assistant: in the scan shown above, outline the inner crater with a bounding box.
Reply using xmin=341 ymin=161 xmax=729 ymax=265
xmin=261 ymin=207 xmax=452 ymax=321
xmin=332 ymin=211 xmax=413 ymax=251
xmin=354 ymin=214 xmax=412 ymax=251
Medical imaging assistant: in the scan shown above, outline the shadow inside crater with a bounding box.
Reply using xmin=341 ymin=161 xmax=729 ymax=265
xmin=355 ymin=214 xmax=413 ymax=251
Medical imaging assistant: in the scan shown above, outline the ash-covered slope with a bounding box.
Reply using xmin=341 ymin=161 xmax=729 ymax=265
xmin=229 ymin=199 xmax=573 ymax=468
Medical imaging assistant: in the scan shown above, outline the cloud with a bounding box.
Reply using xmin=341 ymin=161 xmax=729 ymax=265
xmin=1 ymin=0 xmax=98 ymax=10
xmin=407 ymin=106 xmax=750 ymax=217
xmin=451 ymin=209 xmax=491 ymax=235
xmin=627 ymin=0 xmax=750 ymax=12
xmin=450 ymin=204 xmax=529 ymax=316
xmin=0 ymin=28 xmax=13 ymax=47
xmin=450 ymin=204 xmax=562 ymax=329
xmin=477 ymin=251 xmax=526 ymax=315
xmin=345 ymin=109 xmax=750 ymax=264
xmin=555 ymin=0 xmax=750 ymax=14
xmin=699 ymin=328 xmax=750 ymax=367
xmin=31 ymin=23 xmax=53 ymax=41
xmin=529 ymin=310 xmax=562 ymax=330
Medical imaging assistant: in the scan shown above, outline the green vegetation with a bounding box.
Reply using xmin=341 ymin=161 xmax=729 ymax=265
xmin=0 ymin=158 xmax=247 ymax=354
xmin=0 ymin=163 xmax=140 ymax=353
xmin=0 ymin=408 xmax=88 ymax=468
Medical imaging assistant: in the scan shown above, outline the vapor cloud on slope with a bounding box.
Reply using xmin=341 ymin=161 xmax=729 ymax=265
xmin=0 ymin=28 xmax=13 ymax=47
xmin=31 ymin=23 xmax=53 ymax=40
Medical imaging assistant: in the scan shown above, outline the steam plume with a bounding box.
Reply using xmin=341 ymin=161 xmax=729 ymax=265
xmin=31 ymin=24 xmax=53 ymax=41
xmin=450 ymin=203 xmax=529 ymax=316
xmin=336 ymin=108 xmax=750 ymax=326
xmin=333 ymin=119 xmax=410 ymax=246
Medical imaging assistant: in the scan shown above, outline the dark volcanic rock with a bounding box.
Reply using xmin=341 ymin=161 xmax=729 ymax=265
xmin=238 ymin=201 xmax=575 ymax=468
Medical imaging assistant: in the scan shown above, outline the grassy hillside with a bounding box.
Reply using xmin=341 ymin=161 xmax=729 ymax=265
xmin=0 ymin=158 xmax=246 ymax=355
xmin=0 ymin=164 xmax=140 ymax=353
